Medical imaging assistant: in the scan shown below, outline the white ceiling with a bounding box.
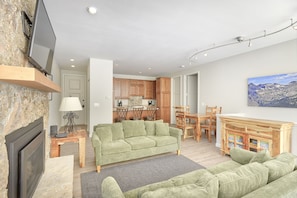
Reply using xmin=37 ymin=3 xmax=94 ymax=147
xmin=44 ymin=0 xmax=297 ymax=77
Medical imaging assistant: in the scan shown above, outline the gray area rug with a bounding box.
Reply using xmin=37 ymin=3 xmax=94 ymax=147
xmin=81 ymin=154 xmax=204 ymax=198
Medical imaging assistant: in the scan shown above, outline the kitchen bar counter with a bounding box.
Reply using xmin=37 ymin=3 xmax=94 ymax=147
xmin=113 ymin=106 xmax=158 ymax=122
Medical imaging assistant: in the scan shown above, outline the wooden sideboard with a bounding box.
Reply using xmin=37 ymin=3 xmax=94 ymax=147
xmin=220 ymin=116 xmax=293 ymax=157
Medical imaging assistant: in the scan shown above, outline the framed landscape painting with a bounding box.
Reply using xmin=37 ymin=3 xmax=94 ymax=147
xmin=248 ymin=72 xmax=297 ymax=108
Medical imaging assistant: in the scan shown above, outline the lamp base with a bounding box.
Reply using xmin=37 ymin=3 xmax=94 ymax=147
xmin=63 ymin=111 xmax=79 ymax=133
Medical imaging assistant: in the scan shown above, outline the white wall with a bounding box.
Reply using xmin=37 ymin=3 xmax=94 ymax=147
xmin=88 ymin=58 xmax=113 ymax=137
xmin=48 ymin=58 xmax=61 ymax=135
xmin=172 ymin=39 xmax=297 ymax=155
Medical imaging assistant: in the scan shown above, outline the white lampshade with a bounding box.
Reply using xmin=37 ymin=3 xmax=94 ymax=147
xmin=59 ymin=97 xmax=83 ymax=112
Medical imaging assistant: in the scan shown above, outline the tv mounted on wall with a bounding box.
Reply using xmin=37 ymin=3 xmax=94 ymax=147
xmin=24 ymin=0 xmax=56 ymax=75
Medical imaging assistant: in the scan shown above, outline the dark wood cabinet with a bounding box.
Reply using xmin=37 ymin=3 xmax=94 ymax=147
xmin=113 ymin=78 xmax=129 ymax=99
xmin=113 ymin=78 xmax=156 ymax=99
xmin=156 ymin=77 xmax=171 ymax=123
xmin=144 ymin=80 xmax=156 ymax=99
xmin=129 ymin=80 xmax=145 ymax=97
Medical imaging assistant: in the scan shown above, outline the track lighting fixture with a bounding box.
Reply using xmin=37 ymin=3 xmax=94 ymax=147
xmin=189 ymin=19 xmax=297 ymax=63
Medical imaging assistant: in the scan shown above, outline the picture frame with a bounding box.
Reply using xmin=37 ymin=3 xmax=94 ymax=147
xmin=248 ymin=72 xmax=297 ymax=108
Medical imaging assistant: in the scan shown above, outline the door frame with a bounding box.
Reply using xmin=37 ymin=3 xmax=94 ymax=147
xmin=61 ymin=70 xmax=87 ymax=126
xmin=171 ymin=71 xmax=200 ymax=124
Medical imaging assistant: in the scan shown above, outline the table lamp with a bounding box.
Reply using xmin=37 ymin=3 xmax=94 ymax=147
xmin=59 ymin=97 xmax=83 ymax=133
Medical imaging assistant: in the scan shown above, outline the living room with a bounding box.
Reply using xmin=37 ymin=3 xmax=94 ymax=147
xmin=1 ymin=0 xmax=297 ymax=198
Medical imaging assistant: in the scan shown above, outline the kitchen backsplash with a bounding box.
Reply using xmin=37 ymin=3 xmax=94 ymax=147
xmin=115 ymin=97 xmax=156 ymax=107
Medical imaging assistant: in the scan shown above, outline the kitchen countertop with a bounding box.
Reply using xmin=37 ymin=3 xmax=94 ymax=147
xmin=113 ymin=105 xmax=158 ymax=111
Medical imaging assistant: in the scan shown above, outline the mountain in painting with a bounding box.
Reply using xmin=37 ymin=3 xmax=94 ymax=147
xmin=248 ymin=81 xmax=297 ymax=108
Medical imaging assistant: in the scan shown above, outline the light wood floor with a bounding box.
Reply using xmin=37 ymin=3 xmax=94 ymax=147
xmin=60 ymin=134 xmax=231 ymax=198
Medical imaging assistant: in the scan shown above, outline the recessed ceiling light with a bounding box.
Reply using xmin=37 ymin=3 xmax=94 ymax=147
xmin=71 ymin=65 xmax=75 ymax=68
xmin=204 ymin=53 xmax=208 ymax=57
xmin=180 ymin=65 xmax=185 ymax=68
xmin=70 ymin=58 xmax=74 ymax=61
xmin=87 ymin=6 xmax=97 ymax=15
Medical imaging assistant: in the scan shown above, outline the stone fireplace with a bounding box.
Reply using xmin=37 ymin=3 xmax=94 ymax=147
xmin=0 ymin=0 xmax=52 ymax=197
xmin=5 ymin=117 xmax=45 ymax=198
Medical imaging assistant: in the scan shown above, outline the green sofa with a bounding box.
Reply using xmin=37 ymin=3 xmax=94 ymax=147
xmin=92 ymin=120 xmax=182 ymax=172
xmin=101 ymin=148 xmax=297 ymax=198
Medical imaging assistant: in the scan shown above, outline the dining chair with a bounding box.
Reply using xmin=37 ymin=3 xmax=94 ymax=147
xmin=175 ymin=110 xmax=196 ymax=140
xmin=131 ymin=106 xmax=144 ymax=120
xmin=116 ymin=107 xmax=128 ymax=122
xmin=145 ymin=106 xmax=158 ymax=121
xmin=201 ymin=106 xmax=222 ymax=142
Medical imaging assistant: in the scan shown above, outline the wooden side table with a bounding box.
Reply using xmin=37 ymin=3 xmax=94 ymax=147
xmin=50 ymin=129 xmax=86 ymax=168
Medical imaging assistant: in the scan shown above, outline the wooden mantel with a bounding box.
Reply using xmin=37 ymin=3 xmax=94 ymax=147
xmin=0 ymin=65 xmax=61 ymax=92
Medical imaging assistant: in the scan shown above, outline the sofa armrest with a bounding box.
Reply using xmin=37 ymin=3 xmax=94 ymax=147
xmin=91 ymin=132 xmax=102 ymax=148
xmin=102 ymin=176 xmax=125 ymax=198
xmin=169 ymin=127 xmax=182 ymax=150
xmin=91 ymin=133 xmax=102 ymax=166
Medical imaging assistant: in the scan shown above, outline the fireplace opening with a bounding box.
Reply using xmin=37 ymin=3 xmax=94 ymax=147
xmin=5 ymin=117 xmax=45 ymax=198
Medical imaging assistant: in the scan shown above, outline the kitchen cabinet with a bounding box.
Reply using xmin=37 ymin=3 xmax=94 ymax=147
xmin=113 ymin=78 xmax=156 ymax=99
xmin=129 ymin=80 xmax=144 ymax=97
xmin=113 ymin=78 xmax=129 ymax=99
xmin=144 ymin=80 xmax=156 ymax=99
xmin=220 ymin=116 xmax=293 ymax=157
xmin=156 ymin=77 xmax=171 ymax=123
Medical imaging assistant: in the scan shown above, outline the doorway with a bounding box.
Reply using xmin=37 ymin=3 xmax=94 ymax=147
xmin=172 ymin=72 xmax=199 ymax=123
xmin=61 ymin=71 xmax=87 ymax=126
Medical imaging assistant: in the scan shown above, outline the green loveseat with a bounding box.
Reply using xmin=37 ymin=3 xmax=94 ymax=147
xmin=92 ymin=120 xmax=182 ymax=172
xmin=101 ymin=148 xmax=297 ymax=198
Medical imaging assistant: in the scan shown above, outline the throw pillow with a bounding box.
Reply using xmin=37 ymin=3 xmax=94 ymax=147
xmin=96 ymin=126 xmax=112 ymax=143
xmin=229 ymin=147 xmax=256 ymax=165
xmin=144 ymin=120 xmax=163 ymax=136
xmin=263 ymin=152 xmax=296 ymax=183
xmin=111 ymin=123 xmax=124 ymax=140
xmin=122 ymin=120 xmax=146 ymax=138
xmin=249 ymin=149 xmax=272 ymax=163
xmin=155 ymin=123 xmax=170 ymax=136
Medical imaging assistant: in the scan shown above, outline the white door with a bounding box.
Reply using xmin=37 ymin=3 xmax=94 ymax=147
xmin=62 ymin=74 xmax=87 ymax=126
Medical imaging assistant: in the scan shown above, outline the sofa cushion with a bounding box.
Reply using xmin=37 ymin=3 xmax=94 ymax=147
xmin=138 ymin=169 xmax=219 ymax=198
xmin=249 ymin=149 xmax=272 ymax=163
xmin=125 ymin=136 xmax=156 ymax=150
xmin=148 ymin=136 xmax=177 ymax=147
xmin=94 ymin=123 xmax=124 ymax=140
xmin=207 ymin=160 xmax=241 ymax=175
xmin=229 ymin=148 xmax=256 ymax=165
xmin=140 ymin=184 xmax=211 ymax=198
xmin=101 ymin=176 xmax=125 ymax=198
xmin=144 ymin=120 xmax=163 ymax=136
xmin=155 ymin=123 xmax=170 ymax=136
xmin=122 ymin=120 xmax=146 ymax=138
xmin=216 ymin=162 xmax=268 ymax=198
xmin=110 ymin=123 xmax=124 ymax=140
xmin=242 ymin=170 xmax=297 ymax=198
xmin=96 ymin=126 xmax=112 ymax=143
xmin=101 ymin=140 xmax=131 ymax=155
xmin=263 ymin=152 xmax=296 ymax=183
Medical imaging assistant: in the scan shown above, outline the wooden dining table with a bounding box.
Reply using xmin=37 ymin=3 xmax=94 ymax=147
xmin=185 ymin=113 xmax=211 ymax=142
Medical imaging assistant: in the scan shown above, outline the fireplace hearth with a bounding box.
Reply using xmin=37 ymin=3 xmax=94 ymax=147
xmin=5 ymin=117 xmax=45 ymax=198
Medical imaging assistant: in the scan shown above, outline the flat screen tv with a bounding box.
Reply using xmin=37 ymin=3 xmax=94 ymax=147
xmin=27 ymin=0 xmax=56 ymax=75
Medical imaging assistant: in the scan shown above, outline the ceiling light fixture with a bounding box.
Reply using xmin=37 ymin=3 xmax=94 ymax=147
xmin=87 ymin=6 xmax=97 ymax=15
xmin=71 ymin=65 xmax=75 ymax=68
xmin=70 ymin=58 xmax=74 ymax=61
xmin=189 ymin=19 xmax=297 ymax=63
